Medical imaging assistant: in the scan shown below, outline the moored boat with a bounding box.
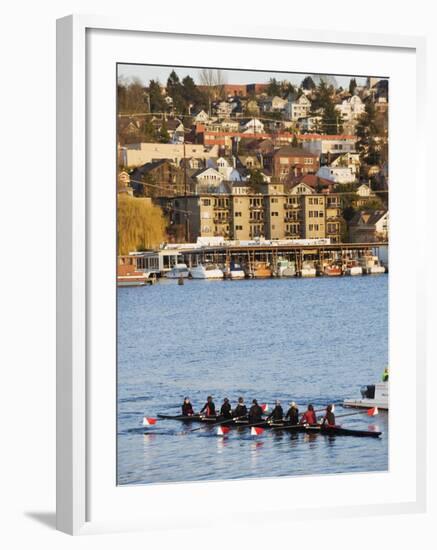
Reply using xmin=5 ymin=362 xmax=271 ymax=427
xmin=274 ymin=258 xmax=296 ymax=277
xmin=117 ymin=264 xmax=155 ymax=287
xmin=228 ymin=261 xmax=246 ymax=279
xmin=189 ymin=263 xmax=224 ymax=279
xmin=343 ymin=380 xmax=389 ymax=410
xmin=245 ymin=261 xmax=272 ymax=278
xmin=344 ymin=260 xmax=363 ymax=276
xmin=359 ymin=255 xmax=386 ymax=275
xmin=323 ymin=263 xmax=343 ymax=277
xmin=165 ymin=263 xmax=190 ymax=279
xmin=300 ymin=261 xmax=316 ymax=278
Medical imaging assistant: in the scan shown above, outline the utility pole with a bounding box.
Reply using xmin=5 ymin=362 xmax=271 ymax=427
xmin=183 ymin=140 xmax=189 ymax=242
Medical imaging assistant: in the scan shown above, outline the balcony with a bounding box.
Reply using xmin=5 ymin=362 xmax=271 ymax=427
xmin=249 ymin=204 xmax=264 ymax=210
xmin=249 ymin=218 xmax=264 ymax=223
xmin=214 ymin=217 xmax=231 ymax=224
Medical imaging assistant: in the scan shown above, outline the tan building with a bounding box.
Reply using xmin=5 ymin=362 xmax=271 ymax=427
xmin=163 ymin=182 xmax=342 ymax=243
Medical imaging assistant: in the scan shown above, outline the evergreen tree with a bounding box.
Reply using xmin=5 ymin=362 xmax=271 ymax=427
xmin=349 ymin=78 xmax=357 ymax=95
xmin=158 ymin=120 xmax=170 ymax=143
xmin=301 ymin=76 xmax=316 ymax=90
xmin=148 ymin=80 xmax=166 ymax=113
xmin=355 ymin=101 xmax=382 ymax=167
xmin=166 ymin=70 xmax=185 ymax=113
xmin=267 ymin=78 xmax=281 ymax=97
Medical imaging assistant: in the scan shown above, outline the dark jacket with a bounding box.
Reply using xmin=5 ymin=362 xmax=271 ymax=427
xmin=182 ymin=402 xmax=194 ymax=416
xmin=233 ymin=404 xmax=248 ymax=418
xmin=220 ymin=402 xmax=232 ymax=419
xmin=200 ymin=401 xmax=216 ymax=416
xmin=268 ymin=405 xmax=283 ymax=421
xmin=322 ymin=411 xmax=336 ymax=427
xmin=248 ymin=403 xmax=263 ymax=424
xmin=285 ymin=406 xmax=299 ymax=425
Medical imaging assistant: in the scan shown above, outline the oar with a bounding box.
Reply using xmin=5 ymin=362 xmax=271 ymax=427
xmin=335 ymin=407 xmax=379 ymax=419
xmin=188 ymin=414 xmax=247 ymax=433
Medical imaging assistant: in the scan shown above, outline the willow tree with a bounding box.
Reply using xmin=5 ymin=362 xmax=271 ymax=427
xmin=117 ymin=195 xmax=167 ymax=255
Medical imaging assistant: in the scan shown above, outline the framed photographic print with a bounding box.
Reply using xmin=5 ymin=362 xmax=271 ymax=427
xmin=56 ymin=15 xmax=427 ymax=535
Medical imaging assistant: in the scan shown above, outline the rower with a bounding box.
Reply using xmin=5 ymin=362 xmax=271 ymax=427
xmin=220 ymin=398 xmax=232 ymax=419
xmin=285 ymin=401 xmax=299 ymax=425
xmin=233 ymin=397 xmax=247 ymax=419
xmin=321 ymin=404 xmax=336 ymax=427
xmin=248 ymin=399 xmax=263 ymax=424
xmin=200 ymin=396 xmax=216 ymax=417
xmin=300 ymin=404 xmax=317 ymax=425
xmin=181 ymin=397 xmax=194 ymax=416
xmin=267 ymin=400 xmax=283 ymax=422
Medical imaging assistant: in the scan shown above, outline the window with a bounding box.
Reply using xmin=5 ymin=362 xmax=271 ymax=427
xmin=202 ymin=199 xmax=211 ymax=206
xmin=271 ymin=212 xmax=278 ymax=217
xmin=235 ymin=212 xmax=242 ymax=217
xmin=309 ymin=224 xmax=313 ymax=231
xmin=271 ymin=198 xmax=278 ymax=203
xmin=309 ymin=198 xmax=313 ymax=205
xmin=309 ymin=211 xmax=313 ymax=217
xmin=236 ymin=225 xmax=243 ymax=231
xmin=319 ymin=211 xmax=324 ymax=217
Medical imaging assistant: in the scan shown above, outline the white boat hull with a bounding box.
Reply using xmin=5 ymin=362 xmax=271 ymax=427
xmin=189 ymin=266 xmax=224 ymax=279
xmin=301 ymin=268 xmax=316 ymax=278
xmin=365 ymin=266 xmax=386 ymax=274
xmin=229 ymin=270 xmax=245 ymax=279
xmin=343 ymin=398 xmax=388 ymax=410
xmin=346 ymin=266 xmax=363 ymax=276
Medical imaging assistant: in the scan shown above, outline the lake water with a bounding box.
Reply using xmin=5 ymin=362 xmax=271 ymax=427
xmin=117 ymin=275 xmax=388 ymax=485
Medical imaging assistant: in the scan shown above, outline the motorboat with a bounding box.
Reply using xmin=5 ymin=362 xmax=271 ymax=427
xmin=189 ymin=263 xmax=224 ymax=279
xmin=323 ymin=263 xmax=343 ymax=277
xmin=359 ymin=255 xmax=386 ymax=275
xmin=344 ymin=260 xmax=363 ymax=276
xmin=245 ymin=261 xmax=272 ymax=278
xmin=300 ymin=261 xmax=316 ymax=278
xmin=343 ymin=380 xmax=388 ymax=410
xmin=275 ymin=258 xmax=296 ymax=277
xmin=229 ymin=261 xmax=245 ymax=279
xmin=165 ymin=263 xmax=190 ymax=279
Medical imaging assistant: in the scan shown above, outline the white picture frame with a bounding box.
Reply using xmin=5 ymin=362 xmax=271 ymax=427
xmin=56 ymin=14 xmax=427 ymax=535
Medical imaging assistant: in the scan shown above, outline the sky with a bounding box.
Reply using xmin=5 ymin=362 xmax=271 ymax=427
xmin=117 ymin=64 xmax=370 ymax=89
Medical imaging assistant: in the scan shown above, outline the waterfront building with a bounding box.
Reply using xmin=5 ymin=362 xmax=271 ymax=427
xmin=162 ymin=181 xmax=342 ymax=243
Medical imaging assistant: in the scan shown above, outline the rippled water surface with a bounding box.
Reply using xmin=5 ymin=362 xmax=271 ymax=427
xmin=117 ymin=275 xmax=388 ymax=485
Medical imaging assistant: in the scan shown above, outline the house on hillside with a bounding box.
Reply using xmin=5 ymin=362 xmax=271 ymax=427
xmin=285 ymin=94 xmax=311 ymax=121
xmin=348 ymin=210 xmax=389 ymax=242
xmin=193 ymin=110 xmax=210 ymax=124
xmin=273 ymin=146 xmax=319 ymax=180
xmin=317 ymin=165 xmax=356 ymax=184
xmin=242 ymin=118 xmax=265 ymax=134
xmin=129 ymin=160 xmax=185 ymax=196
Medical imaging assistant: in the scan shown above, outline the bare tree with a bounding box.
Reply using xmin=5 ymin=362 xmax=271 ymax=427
xmin=199 ymin=69 xmax=226 ymax=115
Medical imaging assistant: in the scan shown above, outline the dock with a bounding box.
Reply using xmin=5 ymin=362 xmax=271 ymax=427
xmin=119 ymin=240 xmax=388 ymax=277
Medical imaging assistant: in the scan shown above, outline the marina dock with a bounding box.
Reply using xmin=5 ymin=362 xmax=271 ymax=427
xmin=119 ymin=240 xmax=388 ymax=279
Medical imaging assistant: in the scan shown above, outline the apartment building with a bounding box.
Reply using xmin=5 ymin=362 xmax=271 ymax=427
xmin=163 ymin=183 xmax=341 ymax=243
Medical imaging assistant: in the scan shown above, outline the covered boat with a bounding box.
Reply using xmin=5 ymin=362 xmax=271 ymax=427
xmin=165 ymin=263 xmax=190 ymax=279
xmin=189 ymin=263 xmax=224 ymax=279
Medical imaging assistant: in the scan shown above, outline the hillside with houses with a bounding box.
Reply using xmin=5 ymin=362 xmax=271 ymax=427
xmin=117 ymin=71 xmax=388 ymax=251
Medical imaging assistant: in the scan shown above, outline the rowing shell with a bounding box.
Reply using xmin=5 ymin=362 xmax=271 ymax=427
xmin=303 ymin=425 xmax=382 ymax=438
xmin=156 ymin=415 xmax=382 ymax=437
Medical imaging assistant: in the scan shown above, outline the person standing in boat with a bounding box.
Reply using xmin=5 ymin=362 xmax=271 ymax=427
xmin=248 ymin=399 xmax=264 ymax=424
xmin=285 ymin=401 xmax=299 ymax=425
xmin=200 ymin=396 xmax=216 ymax=417
xmin=300 ymin=404 xmax=317 ymax=425
xmin=220 ymin=398 xmax=232 ymax=419
xmin=233 ymin=397 xmax=248 ymax=419
xmin=181 ymin=397 xmax=194 ymax=416
xmin=321 ymin=404 xmax=336 ymax=427
xmin=267 ymin=400 xmax=284 ymax=422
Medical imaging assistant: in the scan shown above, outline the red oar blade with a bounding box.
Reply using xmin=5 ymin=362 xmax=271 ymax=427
xmin=250 ymin=427 xmax=264 ymax=436
xmin=143 ymin=416 xmax=157 ymax=426
xmin=367 ymin=407 xmax=379 ymax=416
xmin=217 ymin=426 xmax=230 ymax=436
xmin=261 ymin=403 xmax=269 ymax=412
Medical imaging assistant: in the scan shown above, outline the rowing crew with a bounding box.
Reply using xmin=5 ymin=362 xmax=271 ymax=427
xmin=182 ymin=397 xmax=336 ymax=427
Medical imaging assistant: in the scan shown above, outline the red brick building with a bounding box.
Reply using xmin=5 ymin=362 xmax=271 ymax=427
xmin=273 ymin=146 xmax=320 ymax=180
